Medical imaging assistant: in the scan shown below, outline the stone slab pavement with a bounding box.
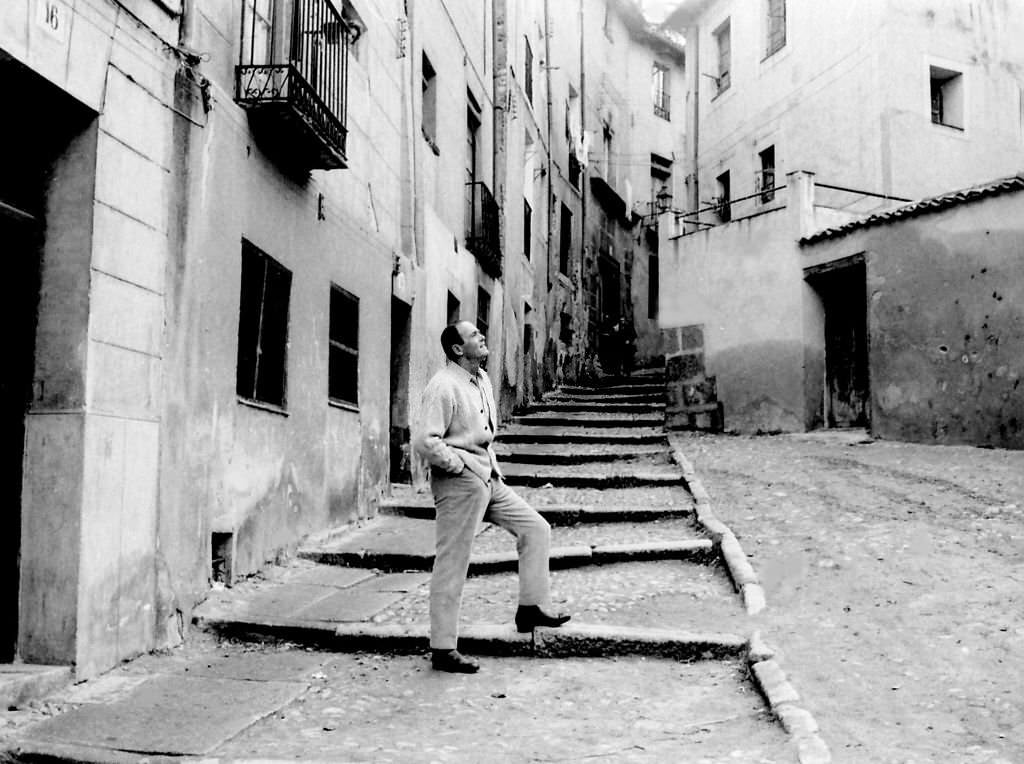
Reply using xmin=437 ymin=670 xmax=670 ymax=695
xmin=4 ymin=638 xmax=793 ymax=763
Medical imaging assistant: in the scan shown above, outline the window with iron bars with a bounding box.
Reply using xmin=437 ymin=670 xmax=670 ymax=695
xmin=236 ymin=0 xmax=354 ymax=168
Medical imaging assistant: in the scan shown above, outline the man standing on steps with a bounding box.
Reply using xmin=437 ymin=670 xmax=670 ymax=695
xmin=414 ymin=321 xmax=570 ymax=673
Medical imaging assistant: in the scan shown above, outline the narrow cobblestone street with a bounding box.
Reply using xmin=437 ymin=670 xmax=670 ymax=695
xmin=672 ymin=431 xmax=1024 ymax=764
xmin=3 ymin=374 xmax=1023 ymax=763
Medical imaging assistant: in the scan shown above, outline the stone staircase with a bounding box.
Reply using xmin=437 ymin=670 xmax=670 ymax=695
xmin=292 ymin=368 xmax=716 ymax=577
xmin=497 ymin=370 xmax=677 ymax=488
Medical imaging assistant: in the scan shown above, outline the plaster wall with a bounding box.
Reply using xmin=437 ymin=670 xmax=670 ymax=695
xmin=683 ymin=0 xmax=1024 ymax=220
xmin=660 ymin=203 xmax=805 ymax=433
xmin=876 ymin=0 xmax=1024 ymax=198
xmin=802 ymin=190 xmax=1024 ymax=449
xmin=166 ymin=0 xmax=404 ymax=600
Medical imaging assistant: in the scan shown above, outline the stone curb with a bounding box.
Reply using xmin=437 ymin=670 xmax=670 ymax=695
xmin=195 ymin=615 xmax=747 ymax=663
xmin=669 ymin=446 xmax=766 ymax=616
xmin=382 ymin=502 xmax=694 ymax=524
xmin=298 ymin=540 xmax=715 ymax=573
xmin=745 ymin=632 xmax=832 ymax=764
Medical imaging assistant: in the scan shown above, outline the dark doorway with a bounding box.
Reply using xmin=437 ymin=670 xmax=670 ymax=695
xmin=597 ymin=254 xmax=621 ymax=372
xmin=809 ymin=260 xmax=870 ymax=428
xmin=389 ymin=298 xmax=412 ymax=483
xmin=598 ymin=254 xmax=621 ymax=325
xmin=0 ymin=207 xmax=41 ymax=663
xmin=0 ymin=53 xmax=96 ymax=661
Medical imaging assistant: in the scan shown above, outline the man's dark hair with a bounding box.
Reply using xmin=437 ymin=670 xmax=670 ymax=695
xmin=440 ymin=322 xmax=465 ymax=362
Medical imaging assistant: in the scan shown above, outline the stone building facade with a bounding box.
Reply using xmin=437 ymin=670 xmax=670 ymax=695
xmin=1 ymin=0 xmax=676 ymax=677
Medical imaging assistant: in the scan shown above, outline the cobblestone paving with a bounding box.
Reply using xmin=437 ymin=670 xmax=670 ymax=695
xmin=213 ymin=651 xmax=792 ymax=763
xmin=672 ymin=431 xmax=1024 ymax=764
xmin=374 ymin=560 xmax=745 ymax=634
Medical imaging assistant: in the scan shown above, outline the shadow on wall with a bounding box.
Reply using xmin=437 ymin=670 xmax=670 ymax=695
xmin=710 ymin=340 xmax=807 ymax=434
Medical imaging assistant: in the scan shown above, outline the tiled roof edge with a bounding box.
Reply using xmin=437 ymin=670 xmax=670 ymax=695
xmin=799 ymin=173 xmax=1024 ymax=246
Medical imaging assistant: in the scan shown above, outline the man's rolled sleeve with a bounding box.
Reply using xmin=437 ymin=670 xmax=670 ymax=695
xmin=414 ymin=382 xmax=466 ymax=474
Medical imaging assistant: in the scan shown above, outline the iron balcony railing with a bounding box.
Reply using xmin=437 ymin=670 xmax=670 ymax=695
xmin=465 ymin=181 xmax=502 ymax=277
xmin=236 ymin=0 xmax=350 ymax=169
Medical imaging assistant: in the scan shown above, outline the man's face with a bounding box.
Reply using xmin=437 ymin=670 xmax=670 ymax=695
xmin=455 ymin=322 xmax=489 ymax=361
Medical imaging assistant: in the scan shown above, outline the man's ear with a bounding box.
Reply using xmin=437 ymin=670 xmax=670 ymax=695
xmin=450 ymin=342 xmax=464 ymax=358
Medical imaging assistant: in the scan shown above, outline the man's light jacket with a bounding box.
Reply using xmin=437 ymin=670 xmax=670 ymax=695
xmin=414 ymin=363 xmax=503 ymax=483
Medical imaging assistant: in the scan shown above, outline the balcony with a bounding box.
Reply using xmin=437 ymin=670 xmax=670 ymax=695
xmin=654 ymin=91 xmax=671 ymax=121
xmin=235 ymin=0 xmax=351 ymax=171
xmin=465 ymin=181 xmax=502 ymax=277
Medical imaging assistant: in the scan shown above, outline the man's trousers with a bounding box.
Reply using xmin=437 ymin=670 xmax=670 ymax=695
xmin=429 ymin=470 xmax=552 ymax=650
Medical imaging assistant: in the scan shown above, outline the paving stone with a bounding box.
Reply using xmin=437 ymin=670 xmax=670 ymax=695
xmin=293 ymin=588 xmax=406 ymax=622
xmin=17 ymin=675 xmax=303 ymax=755
xmin=797 ymin=734 xmax=833 ymax=764
xmin=288 ymin=566 xmax=376 ymax=589
xmin=775 ymin=704 xmax=819 ymax=737
xmin=751 ymin=660 xmax=801 ymax=706
xmin=239 ymin=584 xmax=338 ymax=620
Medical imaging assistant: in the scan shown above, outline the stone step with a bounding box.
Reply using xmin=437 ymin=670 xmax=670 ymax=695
xmin=543 ymin=391 xmax=664 ymax=404
xmin=0 ymin=664 xmax=73 ymax=709
xmin=500 ymin=462 xmax=681 ymax=488
xmin=511 ymin=412 xmax=664 ymax=428
xmin=496 ymin=425 xmax=666 ymax=444
xmin=524 ymin=401 xmax=665 ymax=415
xmin=380 ymin=497 xmax=693 ymax=524
xmin=560 ymin=383 xmax=664 ymax=396
xmin=300 ymin=540 xmax=714 ymax=574
xmin=493 ymin=442 xmax=669 ymax=464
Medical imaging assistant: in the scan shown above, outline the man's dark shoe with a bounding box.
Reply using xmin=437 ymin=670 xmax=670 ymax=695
xmin=431 ymin=649 xmax=480 ymax=673
xmin=515 ymin=605 xmax=571 ymax=632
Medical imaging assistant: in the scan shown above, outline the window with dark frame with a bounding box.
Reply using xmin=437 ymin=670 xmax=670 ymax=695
xmin=524 ymin=199 xmax=533 ymax=260
xmin=559 ymin=203 xmax=572 ymax=276
xmin=758 ymin=145 xmax=776 ymax=203
xmin=559 ymin=311 xmax=573 ymax=345
xmin=930 ymin=65 xmax=964 ymax=129
xmin=714 ymin=20 xmax=731 ymax=95
xmin=715 ymin=170 xmax=731 ymax=222
xmin=328 ymin=285 xmax=359 ymax=407
xmin=524 ymin=36 xmax=534 ymax=105
xmin=422 ymin=53 xmax=438 ymax=149
xmin=237 ymin=240 xmax=292 ymax=408
xmin=476 ymin=286 xmax=490 ymax=341
xmin=652 ymin=62 xmax=670 ymax=120
xmin=766 ymin=0 xmax=786 ymax=58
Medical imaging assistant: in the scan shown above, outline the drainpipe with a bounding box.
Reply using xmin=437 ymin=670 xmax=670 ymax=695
xmin=542 ymin=0 xmax=556 ymax=389
xmin=688 ymin=23 xmax=700 ymax=215
xmin=578 ymin=0 xmax=588 ymax=372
